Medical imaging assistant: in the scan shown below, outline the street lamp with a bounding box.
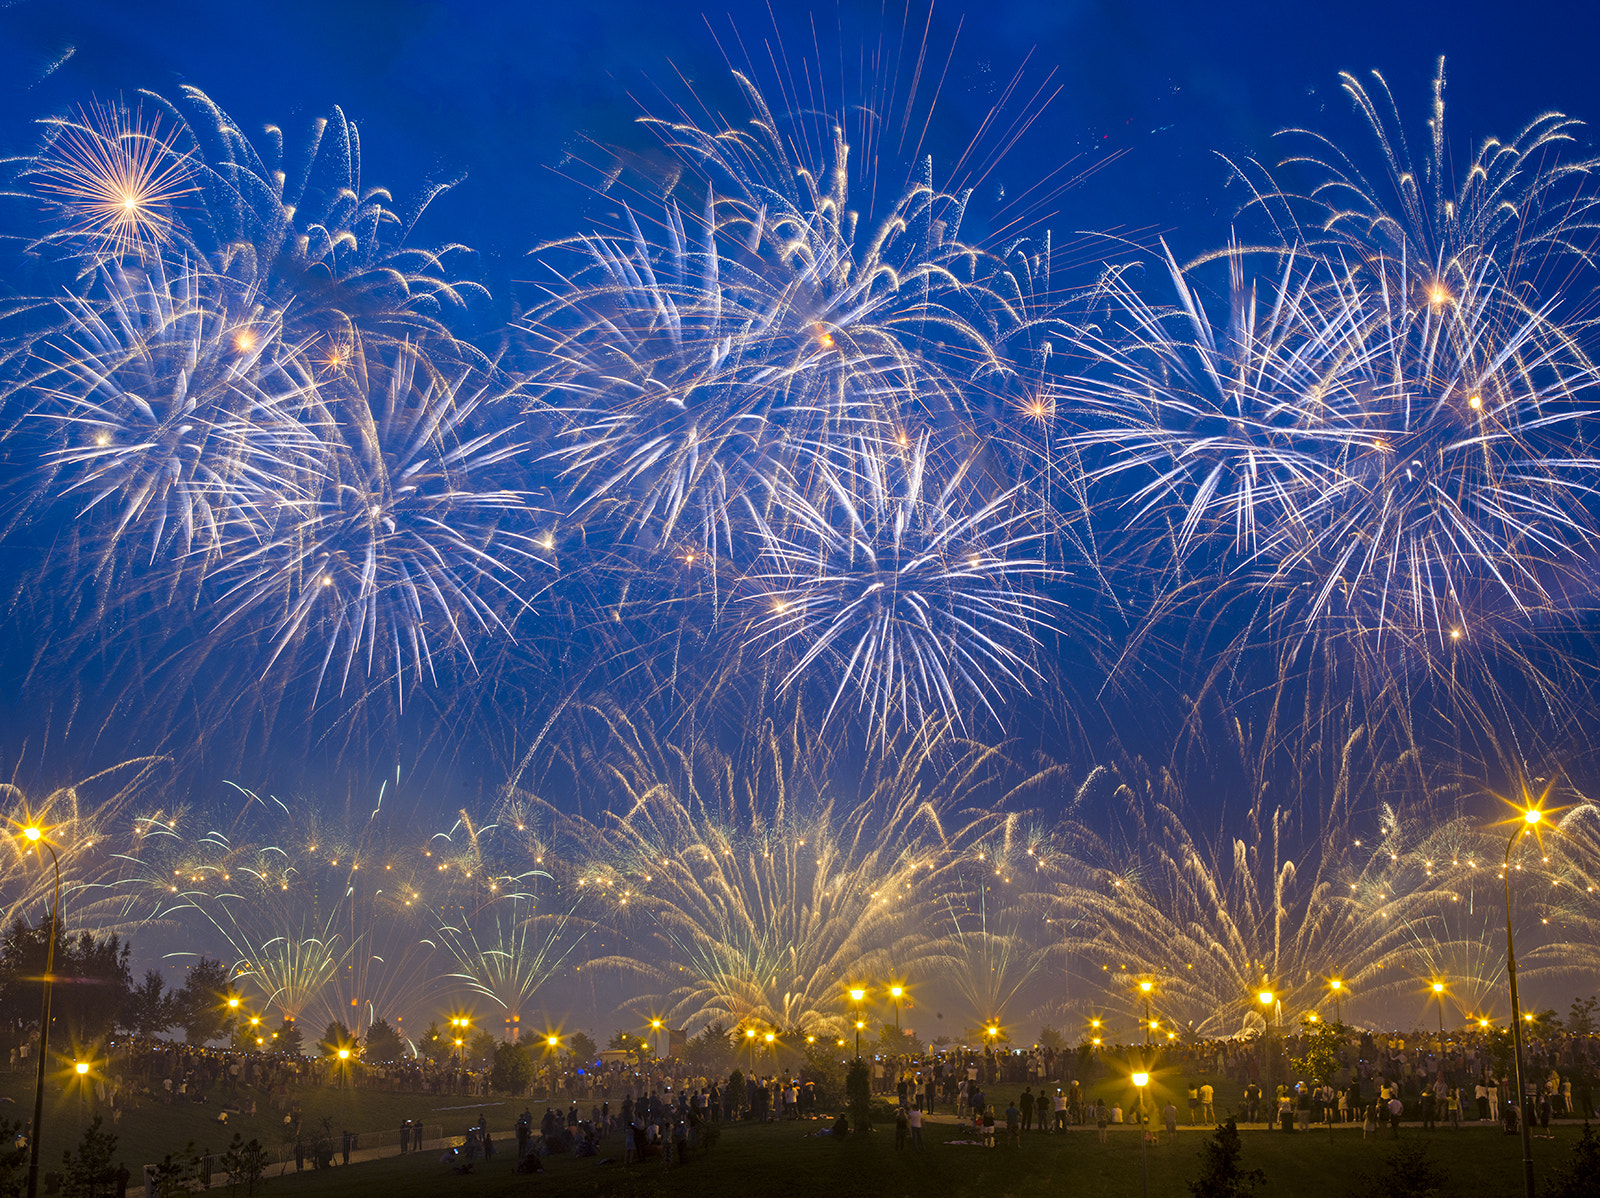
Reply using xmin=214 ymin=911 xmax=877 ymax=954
xmin=1329 ymin=979 xmax=1343 ymax=1024
xmin=650 ymin=1018 xmax=663 ymax=1059
xmin=889 ymin=985 xmax=904 ymax=1032
xmin=1503 ymin=804 xmax=1543 ymax=1198
xmin=1132 ymin=1071 xmax=1151 ymax=1198
xmin=1431 ymin=982 xmax=1447 ymax=1035
xmin=1139 ymin=981 xmax=1154 ymax=1046
xmin=1258 ymin=989 xmax=1275 ymax=1098
xmin=73 ymin=1061 xmax=89 ymax=1120
xmin=849 ymin=987 xmax=866 ymax=1059
xmin=21 ymin=825 xmax=60 ymax=1198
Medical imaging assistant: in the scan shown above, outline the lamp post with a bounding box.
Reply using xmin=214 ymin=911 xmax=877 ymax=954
xmin=1431 ymin=982 xmax=1447 ymax=1035
xmin=1139 ymin=981 xmax=1154 ymax=1046
xmin=1329 ymin=980 xmax=1343 ymax=1024
xmin=744 ymin=1027 xmax=757 ymax=1074
xmin=1132 ymin=1071 xmax=1150 ymax=1198
xmin=1503 ymin=806 xmax=1542 ymax=1198
xmin=73 ymin=1061 xmax=89 ymax=1120
xmin=849 ymin=988 xmax=866 ymax=1060
xmin=650 ymin=1019 xmax=663 ymax=1060
xmin=22 ymin=825 xmax=60 ymax=1198
xmin=889 ymin=986 xmax=904 ymax=1032
xmin=1258 ymin=990 xmax=1275 ymax=1101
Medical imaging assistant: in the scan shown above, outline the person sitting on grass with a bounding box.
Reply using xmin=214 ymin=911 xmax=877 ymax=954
xmin=831 ymin=1113 xmax=850 ymax=1138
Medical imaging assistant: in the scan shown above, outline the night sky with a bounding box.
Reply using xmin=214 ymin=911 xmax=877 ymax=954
xmin=2 ymin=0 xmax=1599 ymax=1033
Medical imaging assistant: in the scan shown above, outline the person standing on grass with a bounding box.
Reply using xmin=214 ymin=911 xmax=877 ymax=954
xmin=1054 ymin=1088 xmax=1068 ymax=1132
xmin=1095 ymin=1101 xmax=1109 ymax=1145
xmin=895 ymin=1106 xmax=909 ymax=1151
xmin=1387 ymin=1095 xmax=1403 ymax=1138
xmin=1199 ymin=1081 xmax=1214 ymax=1124
xmin=1163 ymin=1102 xmax=1178 ymax=1142
xmin=1187 ymin=1083 xmax=1199 ymax=1124
xmin=1006 ymin=1100 xmax=1021 ymax=1147
xmin=1019 ymin=1087 xmax=1034 ymax=1134
xmin=909 ymin=1103 xmax=925 ymax=1151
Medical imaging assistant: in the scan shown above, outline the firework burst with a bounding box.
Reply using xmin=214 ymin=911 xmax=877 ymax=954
xmin=25 ymin=99 xmax=196 ymax=261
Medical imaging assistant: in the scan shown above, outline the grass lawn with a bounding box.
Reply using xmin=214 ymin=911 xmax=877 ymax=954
xmin=3 ymin=1060 xmax=1589 ymax=1195
xmin=248 ymin=1117 xmax=1589 ymax=1198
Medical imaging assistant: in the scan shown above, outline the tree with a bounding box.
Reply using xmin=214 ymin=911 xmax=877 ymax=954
xmin=61 ymin=1115 xmax=121 ymax=1198
xmin=1188 ymin=1120 xmax=1264 ymax=1198
xmin=148 ymin=1143 xmax=202 ymax=1198
xmin=875 ymin=1024 xmax=923 ymax=1054
xmin=0 ymin=921 xmax=133 ymax=1045
xmin=363 ymin=1018 xmax=404 ymax=1063
xmin=171 ymin=958 xmax=236 ymax=1044
xmin=419 ymin=1022 xmax=450 ymax=1065
xmin=1569 ymin=997 xmax=1597 ymax=1037
xmin=467 ymin=1029 xmax=496 ymax=1065
xmin=1037 ymin=1026 xmax=1066 ymax=1050
xmin=490 ymin=1042 xmax=533 ymax=1096
xmin=568 ymin=1031 xmax=598 ymax=1065
xmin=219 ymin=1134 xmax=269 ymax=1198
xmin=846 ymin=1059 xmax=872 ymax=1131
xmin=607 ymin=1029 xmax=654 ymax=1064
xmin=317 ymin=1021 xmax=355 ymax=1058
xmin=683 ymin=1024 xmax=733 ymax=1077
xmin=1289 ymin=1018 xmax=1347 ymax=1088
xmin=123 ymin=970 xmax=173 ymax=1040
xmin=272 ymin=1019 xmax=303 ymax=1056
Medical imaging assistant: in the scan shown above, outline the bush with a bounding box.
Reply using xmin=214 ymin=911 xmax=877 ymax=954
xmin=1544 ymin=1121 xmax=1600 ymax=1198
xmin=846 ymin=1060 xmax=872 ymax=1131
xmin=1189 ymin=1120 xmax=1264 ymax=1198
xmin=61 ymin=1116 xmax=121 ymax=1198
xmin=1351 ymin=1141 xmax=1449 ymax=1198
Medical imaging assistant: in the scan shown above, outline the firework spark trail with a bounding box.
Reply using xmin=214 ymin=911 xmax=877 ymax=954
xmin=419 ymin=799 xmax=594 ymax=1026
xmin=0 ymin=757 xmax=167 ymax=934
xmin=207 ymin=339 xmax=549 ymax=703
xmin=24 ymin=100 xmax=196 ymax=262
xmin=745 ymin=433 xmax=1061 ymax=738
xmin=545 ymin=703 xmax=1014 ymax=1034
xmin=111 ymin=781 xmax=438 ymax=1032
xmin=23 ymin=255 xmax=317 ymax=566
xmin=1050 ymin=728 xmax=1471 ymax=1036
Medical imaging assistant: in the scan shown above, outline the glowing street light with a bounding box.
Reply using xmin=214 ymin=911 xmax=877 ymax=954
xmin=1138 ymin=980 xmax=1155 ymax=1045
xmin=1502 ymin=802 xmax=1544 ymax=1198
xmin=1329 ymin=979 xmax=1344 ymax=1024
xmin=1258 ymin=989 xmax=1276 ymax=1096
xmin=889 ymin=984 xmax=904 ymax=1031
xmin=1431 ymin=981 xmax=1448 ymax=1035
xmin=848 ymin=987 xmax=866 ymax=1059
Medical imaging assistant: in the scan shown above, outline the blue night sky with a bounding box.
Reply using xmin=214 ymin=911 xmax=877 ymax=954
xmin=4 ymin=1 xmax=1600 ymax=1033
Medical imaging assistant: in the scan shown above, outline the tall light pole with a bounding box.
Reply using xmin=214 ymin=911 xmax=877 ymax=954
xmin=1132 ymin=1071 xmax=1150 ymax=1198
xmin=1503 ymin=806 xmax=1542 ymax=1198
xmin=650 ymin=1018 xmax=663 ymax=1060
xmin=1258 ymin=989 xmax=1275 ymax=1104
xmin=73 ymin=1061 xmax=89 ymax=1121
xmin=22 ymin=825 xmax=60 ymax=1198
xmin=889 ymin=986 xmax=904 ymax=1032
xmin=1329 ymin=980 xmax=1343 ymax=1025
xmin=1139 ymin=981 xmax=1154 ymax=1046
xmin=849 ymin=988 xmax=866 ymax=1060
xmin=1431 ymin=982 xmax=1447 ymax=1035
